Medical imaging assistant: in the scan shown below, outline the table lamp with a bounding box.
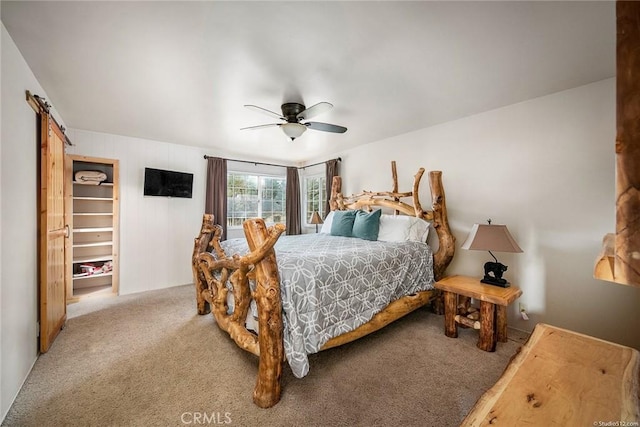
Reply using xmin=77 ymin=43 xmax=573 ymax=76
xmin=461 ymin=220 xmax=523 ymax=287
xmin=310 ymin=211 xmax=323 ymax=233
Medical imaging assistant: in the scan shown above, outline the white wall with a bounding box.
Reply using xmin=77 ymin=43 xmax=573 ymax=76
xmin=325 ymin=78 xmax=640 ymax=349
xmin=0 ymin=24 xmax=65 ymax=420
xmin=66 ymin=130 xmax=210 ymax=295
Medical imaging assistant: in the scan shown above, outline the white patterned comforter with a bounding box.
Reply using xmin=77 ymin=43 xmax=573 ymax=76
xmin=219 ymin=233 xmax=434 ymax=378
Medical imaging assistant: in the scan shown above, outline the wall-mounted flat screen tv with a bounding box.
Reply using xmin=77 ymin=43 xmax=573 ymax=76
xmin=144 ymin=167 xmax=194 ymax=198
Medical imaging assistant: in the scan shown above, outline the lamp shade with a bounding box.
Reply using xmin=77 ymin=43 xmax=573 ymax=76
xmin=281 ymin=123 xmax=307 ymax=140
xmin=461 ymin=224 xmax=523 ymax=253
xmin=309 ymin=211 xmax=324 ymax=225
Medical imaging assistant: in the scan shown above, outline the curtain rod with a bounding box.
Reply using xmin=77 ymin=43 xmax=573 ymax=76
xmin=203 ymin=155 xmax=341 ymax=170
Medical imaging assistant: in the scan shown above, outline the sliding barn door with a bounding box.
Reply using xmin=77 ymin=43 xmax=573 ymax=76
xmin=39 ymin=113 xmax=67 ymax=353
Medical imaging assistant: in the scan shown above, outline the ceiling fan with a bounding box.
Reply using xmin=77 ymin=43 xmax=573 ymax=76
xmin=241 ymin=102 xmax=347 ymax=141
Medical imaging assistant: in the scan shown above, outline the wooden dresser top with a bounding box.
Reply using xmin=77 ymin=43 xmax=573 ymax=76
xmin=462 ymin=323 xmax=640 ymax=426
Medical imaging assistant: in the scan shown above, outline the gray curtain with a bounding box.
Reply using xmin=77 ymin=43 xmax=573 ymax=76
xmin=205 ymin=157 xmax=227 ymax=240
xmin=324 ymin=159 xmax=339 ymax=217
xmin=286 ymin=167 xmax=301 ymax=235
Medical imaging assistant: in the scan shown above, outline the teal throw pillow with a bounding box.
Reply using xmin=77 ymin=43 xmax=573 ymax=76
xmin=330 ymin=210 xmax=357 ymax=237
xmin=352 ymin=209 xmax=382 ymax=241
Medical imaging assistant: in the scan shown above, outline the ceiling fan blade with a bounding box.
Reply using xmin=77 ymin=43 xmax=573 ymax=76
xmin=297 ymin=102 xmax=333 ymax=120
xmin=240 ymin=123 xmax=280 ymax=131
xmin=305 ymin=122 xmax=347 ymax=133
xmin=244 ymin=105 xmax=285 ymax=121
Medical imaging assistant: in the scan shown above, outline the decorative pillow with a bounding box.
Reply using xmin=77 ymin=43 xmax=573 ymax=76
xmin=330 ymin=210 xmax=357 ymax=237
xmin=320 ymin=211 xmax=334 ymax=234
xmin=407 ymin=218 xmax=430 ymax=242
xmin=352 ymin=209 xmax=382 ymax=241
xmin=377 ymin=214 xmax=430 ymax=242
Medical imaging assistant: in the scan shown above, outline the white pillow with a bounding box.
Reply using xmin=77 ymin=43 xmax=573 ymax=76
xmin=319 ymin=211 xmax=335 ymax=234
xmin=378 ymin=214 xmax=430 ymax=243
xmin=407 ymin=217 xmax=430 ymax=242
xmin=377 ymin=215 xmax=409 ymax=241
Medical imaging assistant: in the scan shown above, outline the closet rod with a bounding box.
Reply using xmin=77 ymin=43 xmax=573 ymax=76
xmin=203 ymin=155 xmax=341 ymax=170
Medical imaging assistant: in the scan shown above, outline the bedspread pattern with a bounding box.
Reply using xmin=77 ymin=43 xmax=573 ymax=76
xmin=219 ymin=233 xmax=434 ymax=378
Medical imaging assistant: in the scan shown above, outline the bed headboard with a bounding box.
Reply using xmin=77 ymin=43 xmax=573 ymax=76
xmin=329 ymin=161 xmax=455 ymax=280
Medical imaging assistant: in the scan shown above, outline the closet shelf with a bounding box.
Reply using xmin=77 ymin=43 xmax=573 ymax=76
xmin=73 ymin=227 xmax=113 ymax=233
xmin=73 ymin=212 xmax=113 ymax=216
xmin=72 ymin=271 xmax=113 ymax=281
xmin=73 ymin=241 xmax=113 ymax=248
xmin=73 ymin=255 xmax=114 ymax=264
xmin=73 ymin=181 xmax=114 ymax=186
xmin=73 ymin=196 xmax=113 ymax=201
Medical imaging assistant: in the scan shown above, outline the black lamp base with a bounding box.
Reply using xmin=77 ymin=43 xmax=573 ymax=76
xmin=481 ymin=277 xmax=511 ymax=288
xmin=481 ymin=261 xmax=511 ymax=287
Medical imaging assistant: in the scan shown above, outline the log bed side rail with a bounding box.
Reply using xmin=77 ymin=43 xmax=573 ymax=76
xmin=321 ymin=290 xmax=434 ymax=350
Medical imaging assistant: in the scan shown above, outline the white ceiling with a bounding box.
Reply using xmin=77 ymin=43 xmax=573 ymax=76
xmin=2 ymin=1 xmax=615 ymax=164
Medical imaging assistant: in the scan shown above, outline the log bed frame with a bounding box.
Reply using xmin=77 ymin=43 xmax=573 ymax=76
xmin=192 ymin=161 xmax=455 ymax=408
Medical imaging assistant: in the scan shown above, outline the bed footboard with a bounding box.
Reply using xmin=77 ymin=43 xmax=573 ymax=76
xmin=192 ymin=214 xmax=286 ymax=408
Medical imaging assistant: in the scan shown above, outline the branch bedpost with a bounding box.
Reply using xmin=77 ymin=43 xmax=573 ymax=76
xmin=243 ymin=218 xmax=286 ymax=408
xmin=330 ymin=175 xmax=342 ymax=211
xmin=412 ymin=168 xmax=425 ymax=217
xmin=429 ymin=171 xmax=455 ymax=281
xmin=192 ymin=213 xmax=217 ymax=315
xmin=392 ymin=161 xmax=400 ymax=215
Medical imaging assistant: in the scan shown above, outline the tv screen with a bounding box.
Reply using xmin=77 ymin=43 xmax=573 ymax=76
xmin=144 ymin=168 xmax=193 ymax=198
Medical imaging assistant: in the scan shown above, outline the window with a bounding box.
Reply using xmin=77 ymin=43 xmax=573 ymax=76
xmin=227 ymin=173 xmax=286 ymax=228
xmin=304 ymin=175 xmax=326 ymax=223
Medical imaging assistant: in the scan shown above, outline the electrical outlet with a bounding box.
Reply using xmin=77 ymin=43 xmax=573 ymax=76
xmin=519 ymin=303 xmax=526 ymax=313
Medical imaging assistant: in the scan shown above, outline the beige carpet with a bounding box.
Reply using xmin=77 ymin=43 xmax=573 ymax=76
xmin=3 ymin=284 xmax=528 ymax=427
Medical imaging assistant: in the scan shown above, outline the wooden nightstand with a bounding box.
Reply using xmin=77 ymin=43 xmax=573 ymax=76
xmin=435 ymin=275 xmax=522 ymax=352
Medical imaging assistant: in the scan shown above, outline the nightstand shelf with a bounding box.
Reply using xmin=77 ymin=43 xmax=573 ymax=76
xmin=435 ymin=275 xmax=522 ymax=352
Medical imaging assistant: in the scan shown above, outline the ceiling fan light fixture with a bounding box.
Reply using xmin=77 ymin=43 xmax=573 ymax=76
xmin=242 ymin=101 xmax=346 ymax=138
xmin=281 ymin=122 xmax=307 ymax=140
